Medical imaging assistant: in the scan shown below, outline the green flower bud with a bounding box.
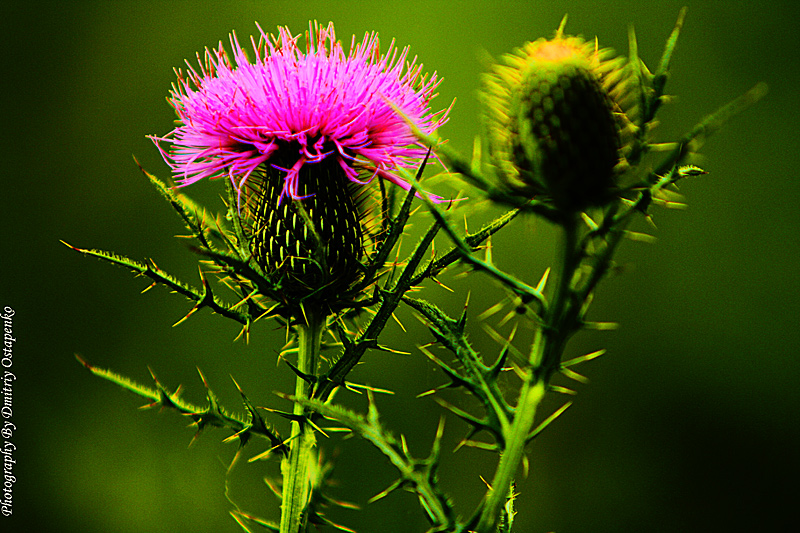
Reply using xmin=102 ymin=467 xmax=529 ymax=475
xmin=483 ymin=30 xmax=625 ymax=212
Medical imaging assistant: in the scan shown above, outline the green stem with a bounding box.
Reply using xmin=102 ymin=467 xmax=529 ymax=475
xmin=539 ymin=215 xmax=581 ymax=380
xmin=280 ymin=309 xmax=323 ymax=533
xmin=475 ymin=215 xmax=580 ymax=532
xmin=476 ymin=362 xmax=547 ymax=531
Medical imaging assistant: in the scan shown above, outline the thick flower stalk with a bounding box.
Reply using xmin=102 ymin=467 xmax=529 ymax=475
xmin=482 ymin=22 xmax=626 ymax=212
xmin=152 ymin=21 xmax=449 ymax=306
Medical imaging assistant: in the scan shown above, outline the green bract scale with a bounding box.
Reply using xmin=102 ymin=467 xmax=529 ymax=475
xmin=483 ymin=27 xmax=626 ymax=212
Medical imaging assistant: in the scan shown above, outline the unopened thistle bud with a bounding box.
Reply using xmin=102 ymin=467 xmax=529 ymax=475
xmin=483 ymin=26 xmax=624 ymax=212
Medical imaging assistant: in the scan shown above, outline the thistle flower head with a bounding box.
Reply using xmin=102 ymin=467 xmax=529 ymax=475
xmin=482 ymin=21 xmax=625 ymax=212
xmin=153 ymin=21 xmax=448 ymax=202
xmin=152 ymin=22 xmax=449 ymax=307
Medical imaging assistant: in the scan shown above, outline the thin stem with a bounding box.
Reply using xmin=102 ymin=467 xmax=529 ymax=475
xmin=475 ymin=215 xmax=580 ymax=532
xmin=280 ymin=308 xmax=323 ymax=533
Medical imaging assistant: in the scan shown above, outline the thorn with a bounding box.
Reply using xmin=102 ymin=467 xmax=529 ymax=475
xmin=173 ymin=303 xmax=201 ymax=327
xmin=453 ymin=438 xmax=466 ymax=453
xmin=535 ymin=268 xmax=550 ymax=294
xmin=560 ymin=367 xmax=589 ymax=384
xmin=391 ymin=311 xmax=407 ymax=333
xmin=478 ymin=298 xmax=508 ymax=322
xmin=141 ymin=281 xmax=158 ymax=294
xmin=306 ymin=417 xmax=329 ymax=438
xmin=416 ymin=386 xmax=441 ymax=399
xmin=221 ymin=432 xmax=242 ymax=445
xmin=368 ymin=478 xmax=403 ymax=504
xmin=248 ymin=441 xmax=287 ymax=462
xmin=59 ymin=239 xmax=81 ymax=252
xmin=343 ymin=382 xmax=364 ymax=395
xmin=325 ymin=496 xmax=360 ymax=511
xmin=481 ymin=323 xmax=526 ymax=364
xmin=433 ymin=416 xmax=446 ymax=449
xmin=457 ymin=293 xmax=470 ymax=332
xmin=375 ymin=344 xmax=412 ymax=356
xmin=230 ymin=375 xmax=244 ymax=394
xmin=431 ymin=277 xmax=454 ymax=292
xmin=299 ymin=302 xmax=310 ymax=328
xmin=582 ymin=321 xmax=619 ymax=331
xmin=459 ymin=439 xmax=498 ymax=453
xmin=196 ymin=367 xmax=210 ymax=389
xmin=623 ymin=230 xmax=658 ymax=244
xmin=581 ymin=212 xmax=599 ymax=232
xmin=225 ymin=447 xmax=245 ymax=473
xmin=498 ymin=308 xmax=517 ymax=328
xmin=264 ymin=476 xmax=283 ymax=500
xmin=528 ymin=401 xmax=573 ymax=443
xmin=344 ymin=386 xmax=393 ymax=397
xmin=285 ymin=360 xmax=317 ymax=385
xmin=229 ymin=511 xmax=250 ymax=532
xmin=432 ymin=397 xmax=487 ymax=428
xmin=233 ymin=322 xmax=250 ymax=344
xmin=561 ymin=349 xmax=606 ymax=368
xmin=547 ymin=385 xmax=577 ymax=396
xmin=556 ymin=13 xmax=568 ymax=37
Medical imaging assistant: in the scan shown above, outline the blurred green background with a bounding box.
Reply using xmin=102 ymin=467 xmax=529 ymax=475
xmin=3 ymin=1 xmax=798 ymax=531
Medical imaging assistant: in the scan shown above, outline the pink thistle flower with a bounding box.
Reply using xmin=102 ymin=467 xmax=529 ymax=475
xmin=151 ymin=21 xmax=449 ymax=203
xmin=151 ymin=22 xmax=450 ymax=306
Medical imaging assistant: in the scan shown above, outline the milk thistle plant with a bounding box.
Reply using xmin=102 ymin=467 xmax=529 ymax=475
xmin=68 ymin=11 xmax=764 ymax=532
